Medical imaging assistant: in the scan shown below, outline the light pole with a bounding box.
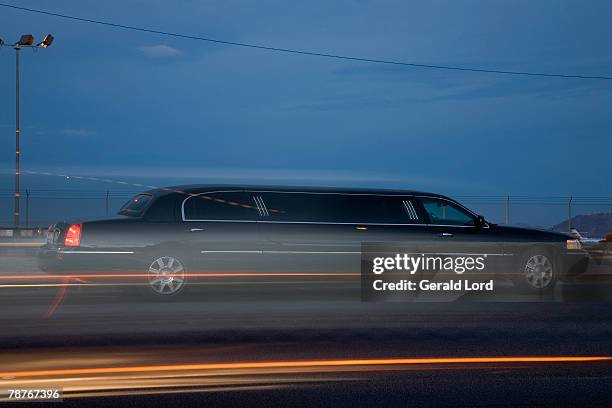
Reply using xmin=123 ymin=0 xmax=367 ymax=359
xmin=1 ymin=34 xmax=54 ymax=227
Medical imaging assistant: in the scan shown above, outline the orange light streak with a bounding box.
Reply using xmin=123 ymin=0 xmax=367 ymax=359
xmin=1 ymin=356 xmax=610 ymax=379
xmin=0 ymin=273 xmax=359 ymax=280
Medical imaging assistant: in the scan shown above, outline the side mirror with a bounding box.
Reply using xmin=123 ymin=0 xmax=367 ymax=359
xmin=476 ymin=215 xmax=486 ymax=228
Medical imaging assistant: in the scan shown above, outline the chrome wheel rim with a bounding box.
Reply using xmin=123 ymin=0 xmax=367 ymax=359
xmin=148 ymin=256 xmax=185 ymax=295
xmin=524 ymin=254 xmax=553 ymax=289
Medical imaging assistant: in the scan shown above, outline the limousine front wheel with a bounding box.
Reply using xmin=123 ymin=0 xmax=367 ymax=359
xmin=513 ymin=249 xmax=556 ymax=292
xmin=147 ymin=256 xmax=186 ymax=296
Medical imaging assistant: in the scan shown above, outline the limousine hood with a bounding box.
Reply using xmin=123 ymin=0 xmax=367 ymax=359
xmin=488 ymin=224 xmax=573 ymax=242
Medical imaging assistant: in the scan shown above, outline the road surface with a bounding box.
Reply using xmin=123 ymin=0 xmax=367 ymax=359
xmin=0 ymin=248 xmax=611 ymax=405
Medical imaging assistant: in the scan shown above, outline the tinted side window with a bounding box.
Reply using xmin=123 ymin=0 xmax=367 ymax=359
xmin=339 ymin=196 xmax=423 ymax=224
xmin=420 ymin=197 xmax=475 ymax=226
xmin=183 ymin=192 xmax=257 ymax=221
xmin=258 ymin=193 xmax=423 ymax=224
xmin=259 ymin=192 xmax=343 ymax=222
xmin=145 ymin=193 xmax=179 ymax=222
xmin=118 ymin=194 xmax=152 ymax=217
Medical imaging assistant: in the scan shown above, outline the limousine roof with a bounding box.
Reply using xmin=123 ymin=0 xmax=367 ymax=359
xmin=144 ymin=184 xmax=454 ymax=200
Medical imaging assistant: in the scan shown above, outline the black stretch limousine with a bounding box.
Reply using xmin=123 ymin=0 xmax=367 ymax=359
xmin=38 ymin=185 xmax=589 ymax=296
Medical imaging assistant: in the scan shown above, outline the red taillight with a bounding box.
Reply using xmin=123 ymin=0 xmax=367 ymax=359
xmin=64 ymin=223 xmax=82 ymax=247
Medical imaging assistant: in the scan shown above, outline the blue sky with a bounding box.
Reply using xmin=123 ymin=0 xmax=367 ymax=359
xmin=1 ymin=0 xmax=612 ymax=225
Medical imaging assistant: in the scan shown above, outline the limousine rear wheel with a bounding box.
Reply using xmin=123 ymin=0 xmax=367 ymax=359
xmin=147 ymin=256 xmax=186 ymax=296
xmin=514 ymin=249 xmax=556 ymax=292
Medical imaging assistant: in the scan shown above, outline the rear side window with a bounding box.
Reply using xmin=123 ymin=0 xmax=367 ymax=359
xmin=258 ymin=192 xmax=423 ymax=224
xmin=338 ymin=195 xmax=422 ymax=224
xmin=420 ymin=197 xmax=476 ymax=226
xmin=118 ymin=194 xmax=152 ymax=217
xmin=183 ymin=192 xmax=258 ymax=221
xmin=145 ymin=193 xmax=179 ymax=222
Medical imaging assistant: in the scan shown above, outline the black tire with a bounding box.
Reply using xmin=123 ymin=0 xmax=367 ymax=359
xmin=512 ymin=248 xmax=557 ymax=293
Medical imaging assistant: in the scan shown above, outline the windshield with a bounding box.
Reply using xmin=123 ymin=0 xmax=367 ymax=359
xmin=118 ymin=193 xmax=152 ymax=217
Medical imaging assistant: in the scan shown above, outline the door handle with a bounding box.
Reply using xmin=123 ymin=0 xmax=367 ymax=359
xmin=189 ymin=228 xmax=205 ymax=232
xmin=440 ymin=232 xmax=453 ymax=237
xmin=355 ymin=226 xmax=368 ymax=231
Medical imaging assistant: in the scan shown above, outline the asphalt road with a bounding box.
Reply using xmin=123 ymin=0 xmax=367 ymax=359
xmin=1 ymin=249 xmax=611 ymax=406
xmin=2 ymin=347 xmax=612 ymax=406
xmin=57 ymin=363 xmax=612 ymax=407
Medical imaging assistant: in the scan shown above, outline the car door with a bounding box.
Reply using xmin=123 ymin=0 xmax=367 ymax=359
xmin=181 ymin=190 xmax=262 ymax=273
xmin=253 ymin=191 xmax=362 ymax=273
xmin=344 ymin=194 xmax=431 ymax=250
xmin=253 ymin=192 xmax=432 ymax=274
xmin=417 ymin=196 xmax=505 ymax=277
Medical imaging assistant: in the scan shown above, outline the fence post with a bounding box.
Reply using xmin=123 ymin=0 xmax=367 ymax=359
xmin=568 ymin=196 xmax=573 ymax=232
xmin=105 ymin=190 xmax=109 ymax=217
xmin=505 ymin=194 xmax=510 ymax=224
xmin=25 ymin=189 xmax=30 ymax=227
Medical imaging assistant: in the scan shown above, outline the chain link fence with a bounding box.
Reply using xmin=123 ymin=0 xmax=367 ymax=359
xmin=1 ymin=191 xmax=611 ymax=239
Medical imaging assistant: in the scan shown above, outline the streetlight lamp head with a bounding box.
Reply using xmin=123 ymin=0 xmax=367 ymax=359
xmin=18 ymin=34 xmax=34 ymax=46
xmin=37 ymin=34 xmax=54 ymax=48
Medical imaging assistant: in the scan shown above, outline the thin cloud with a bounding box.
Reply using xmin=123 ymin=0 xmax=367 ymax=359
xmin=138 ymin=44 xmax=182 ymax=58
